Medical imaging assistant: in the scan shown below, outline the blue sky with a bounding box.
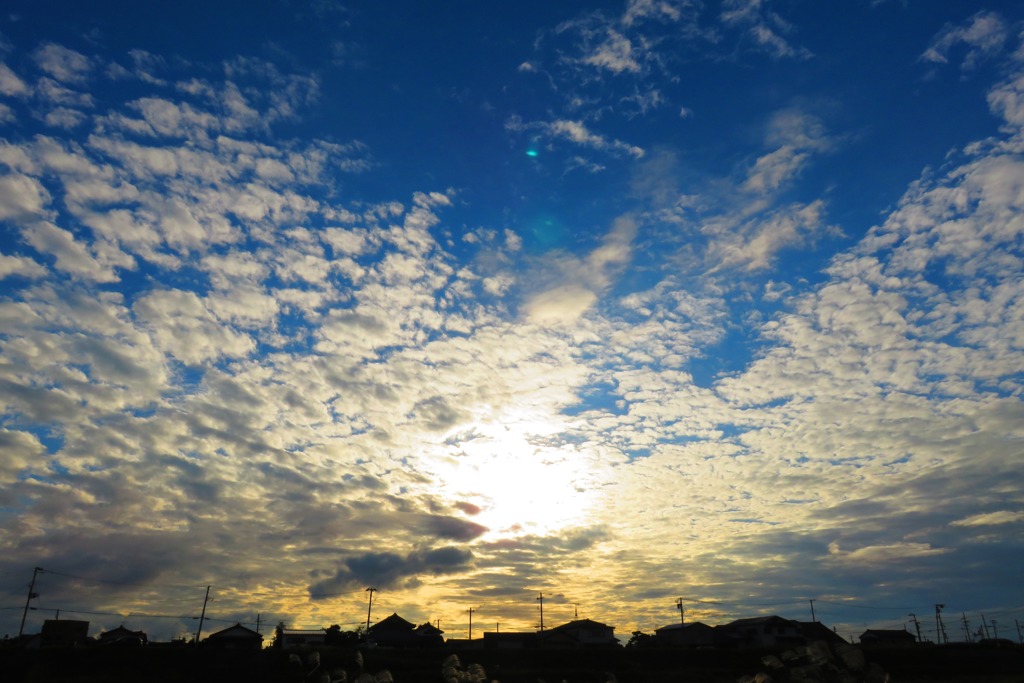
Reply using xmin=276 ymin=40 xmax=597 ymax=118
xmin=1 ymin=1 xmax=1023 ymax=644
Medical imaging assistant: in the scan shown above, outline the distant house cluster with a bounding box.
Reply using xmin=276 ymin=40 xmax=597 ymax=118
xmin=654 ymin=615 xmax=848 ymax=650
xmin=10 ymin=613 xmax=927 ymax=652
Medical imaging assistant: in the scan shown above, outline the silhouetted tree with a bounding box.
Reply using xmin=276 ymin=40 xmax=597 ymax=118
xmin=272 ymin=621 xmax=286 ymax=649
xmin=625 ymin=630 xmax=655 ymax=649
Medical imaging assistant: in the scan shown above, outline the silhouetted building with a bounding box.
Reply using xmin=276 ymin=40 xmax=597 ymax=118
xmin=368 ymin=613 xmax=417 ymax=648
xmin=279 ymin=628 xmax=326 ymax=649
xmin=204 ymin=623 xmax=263 ymax=650
xmin=797 ymin=621 xmax=848 ymax=646
xmin=41 ymin=620 xmax=89 ymax=648
xmin=413 ymin=622 xmax=445 ymax=647
xmin=654 ymin=621 xmax=715 ymax=648
xmin=539 ymin=619 xmax=617 ymax=648
xmin=716 ymin=616 xmax=804 ymax=649
xmin=97 ymin=625 xmax=148 ymax=647
xmin=859 ymin=629 xmax=916 ymax=647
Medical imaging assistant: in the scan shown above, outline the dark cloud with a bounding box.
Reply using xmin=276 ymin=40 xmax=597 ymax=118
xmin=411 ymin=396 xmax=466 ymax=432
xmin=420 ymin=514 xmax=488 ymax=541
xmin=309 ymin=545 xmax=475 ymax=596
xmin=453 ymin=501 xmax=482 ymax=516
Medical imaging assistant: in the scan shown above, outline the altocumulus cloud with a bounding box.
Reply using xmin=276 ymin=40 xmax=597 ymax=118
xmin=310 ymin=546 xmax=476 ymax=595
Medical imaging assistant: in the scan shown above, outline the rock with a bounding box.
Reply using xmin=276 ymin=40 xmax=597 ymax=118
xmin=834 ymin=643 xmax=866 ymax=673
xmin=741 ymin=641 xmax=888 ymax=683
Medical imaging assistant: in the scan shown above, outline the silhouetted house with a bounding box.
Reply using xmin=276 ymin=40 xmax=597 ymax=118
xmin=413 ymin=622 xmax=445 ymax=648
xmin=654 ymin=621 xmax=715 ymax=648
xmin=204 ymin=623 xmax=263 ymax=650
xmin=859 ymin=629 xmax=916 ymax=647
xmin=368 ymin=613 xmax=417 ymax=648
xmin=482 ymin=631 xmax=538 ymax=649
xmin=538 ymin=619 xmax=617 ymax=648
xmin=798 ymin=621 xmax=848 ymax=646
xmin=716 ymin=616 xmax=804 ymax=649
xmin=97 ymin=625 xmax=148 ymax=647
xmin=41 ymin=619 xmax=89 ymax=648
xmin=279 ymin=628 xmax=326 ymax=649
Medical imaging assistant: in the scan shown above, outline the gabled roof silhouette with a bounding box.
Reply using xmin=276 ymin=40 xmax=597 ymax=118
xmin=798 ymin=621 xmax=847 ymax=645
xmin=547 ymin=618 xmax=614 ymax=632
xmin=206 ymin=623 xmax=263 ymax=640
xmin=370 ymin=613 xmax=416 ymax=632
xmin=723 ymin=615 xmax=797 ymax=628
xmin=414 ymin=622 xmax=444 ymax=635
xmin=97 ymin=625 xmax=148 ymax=642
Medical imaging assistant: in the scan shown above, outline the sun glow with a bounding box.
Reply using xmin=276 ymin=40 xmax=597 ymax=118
xmin=434 ymin=417 xmax=601 ymax=538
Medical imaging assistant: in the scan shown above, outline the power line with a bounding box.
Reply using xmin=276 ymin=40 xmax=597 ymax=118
xmin=37 ymin=568 xmax=208 ymax=590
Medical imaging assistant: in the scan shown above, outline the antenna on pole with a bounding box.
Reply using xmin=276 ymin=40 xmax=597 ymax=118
xmin=195 ymin=586 xmax=211 ymax=647
xmin=19 ymin=567 xmax=43 ymax=637
xmin=935 ymin=604 xmax=948 ymax=645
xmin=676 ymin=598 xmax=684 ymax=626
xmin=365 ymin=588 xmax=377 ymax=633
xmin=536 ymin=592 xmax=545 ymax=632
xmin=908 ymin=613 xmax=922 ymax=643
xmin=467 ymin=607 xmax=476 ymax=640
xmin=574 ymin=603 xmax=579 ymax=620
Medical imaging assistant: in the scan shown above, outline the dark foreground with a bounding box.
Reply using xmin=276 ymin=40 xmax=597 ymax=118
xmin=2 ymin=643 xmax=1022 ymax=683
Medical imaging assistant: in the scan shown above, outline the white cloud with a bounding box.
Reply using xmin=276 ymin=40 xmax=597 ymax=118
xmin=827 ymin=542 xmax=950 ymax=563
xmin=22 ymin=220 xmax=120 ymax=282
xmin=622 ymin=0 xmax=683 ymax=27
xmin=546 ymin=119 xmax=644 ymax=158
xmin=43 ymin=107 xmax=88 ymax=129
xmin=0 ymin=173 xmax=51 ymax=220
xmin=581 ymin=29 xmax=642 ymax=74
xmin=33 ymin=43 xmax=93 ymax=83
xmin=133 ymin=289 xmax=256 ymax=364
xmin=0 ymin=429 xmax=46 ymax=482
xmin=921 ymin=11 xmax=1008 ymax=71
xmin=0 ymin=254 xmax=47 ymax=280
xmin=524 ymin=283 xmax=599 ymax=325
xmin=0 ymin=62 xmax=29 ymax=96
xmin=951 ymin=510 xmax=1024 ymax=527
xmin=719 ymin=0 xmax=811 ymax=59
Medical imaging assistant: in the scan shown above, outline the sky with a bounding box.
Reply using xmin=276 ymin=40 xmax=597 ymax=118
xmin=1 ymin=0 xmax=1023 ymax=645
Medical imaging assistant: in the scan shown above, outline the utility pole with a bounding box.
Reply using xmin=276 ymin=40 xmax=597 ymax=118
xmin=809 ymin=599 xmax=817 ymax=623
xmin=467 ymin=607 xmax=475 ymax=640
xmin=574 ymin=603 xmax=579 ymax=620
xmin=991 ymin=619 xmax=998 ymax=640
xmin=365 ymin=588 xmax=377 ymax=633
xmin=961 ymin=613 xmax=972 ymax=643
xmin=1015 ymin=619 xmax=1022 ymax=644
xmin=256 ymin=613 xmax=261 ymax=635
xmin=195 ymin=586 xmax=211 ymax=647
xmin=981 ymin=613 xmax=991 ymax=640
xmin=908 ymin=613 xmax=922 ymax=643
xmin=19 ymin=567 xmax=43 ymax=637
xmin=537 ymin=592 xmax=545 ymax=632
xmin=676 ymin=598 xmax=684 ymax=626
xmin=935 ymin=604 xmax=948 ymax=645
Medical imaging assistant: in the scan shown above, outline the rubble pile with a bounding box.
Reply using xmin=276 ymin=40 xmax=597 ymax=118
xmin=738 ymin=641 xmax=889 ymax=683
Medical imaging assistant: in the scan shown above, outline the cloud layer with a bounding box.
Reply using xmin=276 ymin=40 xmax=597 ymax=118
xmin=1 ymin=1 xmax=1022 ymax=642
